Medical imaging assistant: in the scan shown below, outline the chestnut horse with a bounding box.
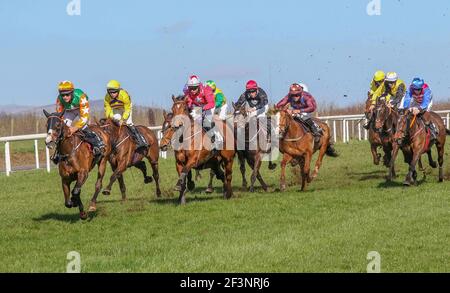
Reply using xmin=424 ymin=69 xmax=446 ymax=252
xmin=98 ymin=118 xmax=161 ymax=199
xmin=159 ymin=96 xmax=235 ymax=204
xmin=44 ymin=110 xmax=112 ymax=219
xmin=389 ymin=110 xmax=450 ymax=185
xmin=275 ymin=105 xmax=338 ymax=191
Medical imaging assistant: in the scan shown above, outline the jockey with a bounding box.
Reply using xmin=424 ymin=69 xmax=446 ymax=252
xmin=235 ymin=80 xmax=269 ymax=117
xmin=104 ymin=80 xmax=148 ymax=152
xmin=364 ymin=70 xmax=386 ymax=129
xmin=235 ymin=80 xmax=276 ymax=169
xmin=206 ymin=80 xmax=228 ymax=121
xmin=183 ymin=75 xmax=223 ymax=149
xmin=54 ymin=80 xmax=105 ymax=164
xmin=399 ymin=77 xmax=436 ymax=139
xmin=371 ymin=72 xmax=406 ymax=109
xmin=276 ymin=83 xmax=321 ymax=141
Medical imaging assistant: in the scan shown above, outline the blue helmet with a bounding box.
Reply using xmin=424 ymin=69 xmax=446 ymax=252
xmin=411 ymin=78 xmax=424 ymax=90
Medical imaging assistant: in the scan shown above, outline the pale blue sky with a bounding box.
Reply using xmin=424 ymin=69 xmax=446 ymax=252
xmin=1 ymin=0 xmax=449 ymax=108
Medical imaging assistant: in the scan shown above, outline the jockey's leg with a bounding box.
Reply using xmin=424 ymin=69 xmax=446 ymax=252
xmin=422 ymin=111 xmax=438 ymax=141
xmin=204 ymin=108 xmax=223 ymax=150
xmin=81 ymin=125 xmax=105 ymax=158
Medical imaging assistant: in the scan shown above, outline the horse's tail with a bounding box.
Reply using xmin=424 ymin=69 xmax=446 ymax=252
xmin=325 ymin=142 xmax=339 ymax=157
xmin=446 ymin=129 xmax=450 ymax=136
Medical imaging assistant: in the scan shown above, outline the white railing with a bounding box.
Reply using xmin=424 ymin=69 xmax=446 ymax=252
xmin=1 ymin=126 xmax=164 ymax=176
xmin=318 ymin=110 xmax=450 ymax=143
xmin=2 ymin=110 xmax=450 ymax=176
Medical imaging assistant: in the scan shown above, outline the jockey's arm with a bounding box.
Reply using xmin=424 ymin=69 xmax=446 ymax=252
xmin=74 ymin=94 xmax=89 ymax=129
xmin=104 ymin=94 xmax=114 ymax=119
xmin=420 ymin=89 xmax=433 ymax=111
xmin=121 ymin=91 xmax=132 ymax=120
xmin=235 ymin=93 xmax=246 ymax=109
xmin=276 ymin=96 xmax=289 ymax=109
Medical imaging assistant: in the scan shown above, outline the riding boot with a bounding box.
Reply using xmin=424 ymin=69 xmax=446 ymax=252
xmin=426 ymin=121 xmax=438 ymax=141
xmin=81 ymin=127 xmax=105 ymax=162
xmin=305 ymin=118 xmax=322 ymax=143
xmin=128 ymin=125 xmax=149 ymax=151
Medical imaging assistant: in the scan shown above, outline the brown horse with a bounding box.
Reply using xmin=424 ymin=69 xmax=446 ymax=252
xmin=159 ymin=95 xmax=235 ymax=204
xmin=389 ymin=110 xmax=450 ymax=185
xmin=98 ymin=118 xmax=161 ymax=199
xmin=369 ymin=99 xmax=399 ymax=176
xmin=275 ymin=105 xmax=338 ymax=191
xmin=44 ymin=110 xmax=112 ymax=219
xmin=232 ymin=102 xmax=275 ymax=192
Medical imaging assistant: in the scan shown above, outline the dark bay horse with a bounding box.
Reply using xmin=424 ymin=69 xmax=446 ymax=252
xmin=98 ymin=118 xmax=161 ymax=199
xmin=232 ymin=103 xmax=275 ymax=192
xmin=159 ymin=96 xmax=235 ymax=204
xmin=389 ymin=110 xmax=450 ymax=185
xmin=275 ymin=105 xmax=338 ymax=191
xmin=370 ymin=100 xmax=399 ymax=177
xmin=44 ymin=110 xmax=112 ymax=219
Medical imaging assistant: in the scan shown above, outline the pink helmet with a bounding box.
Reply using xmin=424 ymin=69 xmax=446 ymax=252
xmin=246 ymin=80 xmax=258 ymax=90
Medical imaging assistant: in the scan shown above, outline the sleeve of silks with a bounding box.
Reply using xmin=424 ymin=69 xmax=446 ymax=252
xmin=186 ymin=95 xmax=193 ymax=110
xmin=420 ymin=89 xmax=433 ymax=110
xmin=56 ymin=97 xmax=64 ymax=113
xmin=302 ymin=95 xmax=317 ymax=113
xmin=276 ymin=96 xmax=289 ymax=109
xmin=392 ymin=84 xmax=406 ymax=105
xmin=235 ymin=93 xmax=246 ymax=109
xmin=121 ymin=91 xmax=132 ymax=120
xmin=104 ymin=94 xmax=113 ymax=119
xmin=370 ymin=84 xmax=385 ymax=105
xmin=256 ymin=89 xmax=269 ymax=110
xmin=202 ymin=87 xmax=216 ymax=111
xmin=215 ymin=92 xmax=225 ymax=108
xmin=75 ymin=93 xmax=90 ymax=128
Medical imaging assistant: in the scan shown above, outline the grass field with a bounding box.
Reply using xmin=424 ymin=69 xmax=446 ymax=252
xmin=0 ymin=141 xmax=449 ymax=272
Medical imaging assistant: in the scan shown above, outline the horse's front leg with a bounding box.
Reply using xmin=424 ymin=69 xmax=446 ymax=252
xmin=89 ymin=157 xmax=108 ymax=212
xmin=404 ymin=152 xmax=420 ymax=186
xmin=388 ymin=143 xmax=400 ymax=182
xmin=62 ymin=178 xmax=73 ymax=208
xmin=72 ymin=171 xmax=89 ymax=220
xmin=205 ymin=169 xmax=214 ymax=193
xmin=371 ymin=143 xmax=380 ymax=165
xmin=238 ymin=151 xmax=247 ymax=189
xmin=280 ymin=153 xmax=291 ymax=191
xmin=249 ymin=153 xmax=262 ymax=192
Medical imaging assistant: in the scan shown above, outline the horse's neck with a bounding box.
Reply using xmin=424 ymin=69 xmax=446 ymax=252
xmin=59 ymin=127 xmax=78 ymax=154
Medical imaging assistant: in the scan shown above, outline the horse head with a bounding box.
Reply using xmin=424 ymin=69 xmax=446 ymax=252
xmin=276 ymin=104 xmax=291 ymax=139
xmin=171 ymin=94 xmax=190 ymax=128
xmin=373 ymin=99 xmax=390 ymax=133
xmin=160 ymin=110 xmax=174 ymax=152
xmin=394 ymin=109 xmax=412 ymax=145
xmin=43 ymin=109 xmax=65 ymax=149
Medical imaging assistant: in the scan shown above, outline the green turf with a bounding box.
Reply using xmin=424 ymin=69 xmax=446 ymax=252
xmin=0 ymin=141 xmax=449 ymax=272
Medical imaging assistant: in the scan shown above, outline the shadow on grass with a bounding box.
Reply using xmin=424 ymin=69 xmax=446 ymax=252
xmin=150 ymin=195 xmax=217 ymax=206
xmin=33 ymin=212 xmax=81 ymax=223
xmin=378 ymin=175 xmax=427 ymax=188
xmin=346 ymin=170 xmax=388 ymax=181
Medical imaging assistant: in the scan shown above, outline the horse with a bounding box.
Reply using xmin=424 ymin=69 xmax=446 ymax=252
xmin=274 ymin=105 xmax=338 ymax=191
xmin=232 ymin=102 xmax=276 ymax=192
xmin=97 ymin=118 xmax=161 ymax=199
xmin=159 ymin=95 xmax=235 ymax=204
xmin=43 ymin=110 xmax=112 ymax=219
xmin=389 ymin=110 xmax=450 ymax=185
xmin=369 ymin=99 xmax=399 ymax=177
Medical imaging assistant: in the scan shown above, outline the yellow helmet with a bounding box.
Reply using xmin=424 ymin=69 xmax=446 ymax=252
xmin=107 ymin=80 xmax=121 ymax=90
xmin=373 ymin=70 xmax=386 ymax=82
xmin=58 ymin=80 xmax=74 ymax=92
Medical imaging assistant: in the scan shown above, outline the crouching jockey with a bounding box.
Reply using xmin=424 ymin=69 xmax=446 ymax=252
xmin=276 ymin=83 xmax=322 ymax=143
xmin=235 ymin=80 xmax=276 ymax=169
xmin=206 ymin=80 xmax=228 ymax=121
xmin=183 ymin=75 xmax=223 ymax=150
xmin=104 ymin=80 xmax=148 ymax=152
xmin=364 ymin=70 xmax=386 ymax=129
xmin=53 ymin=80 xmax=105 ymax=164
xmin=399 ymin=77 xmax=437 ymax=140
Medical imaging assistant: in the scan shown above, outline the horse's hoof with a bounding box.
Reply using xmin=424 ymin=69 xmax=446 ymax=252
xmin=102 ymin=190 xmax=111 ymax=196
xmin=156 ymin=190 xmax=162 ymax=197
xmin=430 ymin=162 xmax=438 ymax=169
xmin=88 ymin=205 xmax=96 ymax=212
xmin=179 ymin=198 xmax=186 ymax=205
xmin=65 ymin=201 xmax=73 ymax=209
xmin=187 ymin=181 xmax=195 ymax=191
xmin=79 ymin=212 xmax=88 ymax=220
xmin=280 ymin=184 xmax=286 ymax=191
xmin=70 ymin=198 xmax=79 ymax=208
xmin=268 ymin=163 xmax=277 ymax=170
xmin=249 ymin=187 xmax=255 ymax=193
xmin=403 ymin=180 xmax=411 ymax=186
xmin=205 ymin=187 xmax=213 ymax=194
xmin=144 ymin=176 xmax=153 ymax=184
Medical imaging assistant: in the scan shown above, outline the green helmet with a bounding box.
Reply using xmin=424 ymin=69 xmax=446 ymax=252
xmin=206 ymin=80 xmax=216 ymax=91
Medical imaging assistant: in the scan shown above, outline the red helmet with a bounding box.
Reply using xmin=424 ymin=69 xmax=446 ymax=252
xmin=246 ymin=80 xmax=258 ymax=91
xmin=289 ymin=83 xmax=303 ymax=96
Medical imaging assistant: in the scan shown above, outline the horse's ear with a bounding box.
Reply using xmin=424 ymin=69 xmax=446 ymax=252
xmin=172 ymin=95 xmax=176 ymax=103
xmin=43 ymin=109 xmax=50 ymax=118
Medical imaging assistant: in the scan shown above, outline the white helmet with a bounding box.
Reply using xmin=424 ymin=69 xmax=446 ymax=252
xmin=385 ymin=72 xmax=398 ymax=82
xmin=187 ymin=75 xmax=201 ymax=87
xmin=299 ymin=83 xmax=309 ymax=92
